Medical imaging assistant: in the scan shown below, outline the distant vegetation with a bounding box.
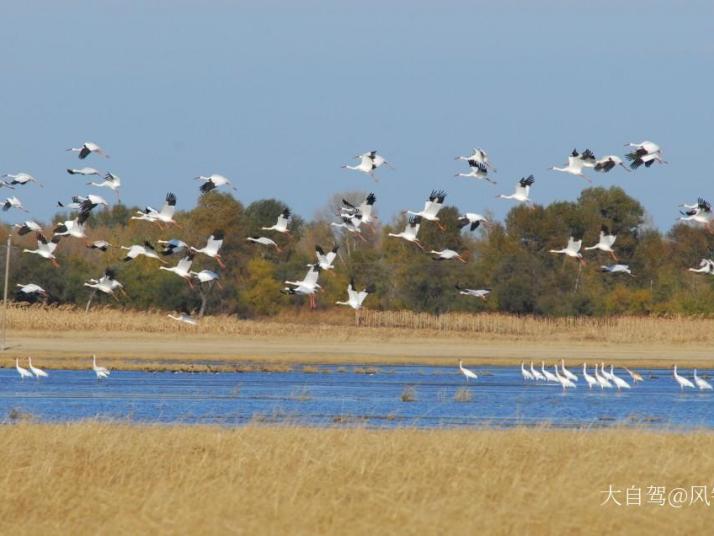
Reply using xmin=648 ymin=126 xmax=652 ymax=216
xmin=4 ymin=186 xmax=714 ymax=317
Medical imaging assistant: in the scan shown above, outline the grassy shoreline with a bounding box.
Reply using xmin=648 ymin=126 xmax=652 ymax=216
xmin=0 ymin=423 xmax=710 ymax=535
xmin=3 ymin=305 xmax=714 ymax=371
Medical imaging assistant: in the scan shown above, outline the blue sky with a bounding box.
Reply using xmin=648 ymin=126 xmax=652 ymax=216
xmin=2 ymin=0 xmax=712 ymax=229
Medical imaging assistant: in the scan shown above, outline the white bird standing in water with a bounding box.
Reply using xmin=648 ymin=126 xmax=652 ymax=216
xmin=16 ymin=358 xmax=33 ymax=379
xmin=521 ymin=361 xmax=534 ymax=381
xmin=92 ymin=355 xmax=110 ymax=379
xmin=594 ymin=364 xmax=612 ymax=389
xmin=693 ymin=370 xmax=713 ymax=391
xmin=582 ymin=364 xmax=598 ymax=389
xmin=530 ymin=361 xmax=545 ymax=381
xmin=458 ymin=360 xmax=478 ymax=383
xmin=28 ymin=358 xmax=48 ymax=378
xmin=561 ymin=360 xmax=578 ymax=382
xmin=623 ymin=367 xmax=644 ymax=383
xmin=67 ymin=141 xmax=109 ymax=159
xmin=673 ymin=365 xmax=695 ymax=390
xmin=541 ymin=362 xmax=558 ymax=383
xmin=609 ymin=366 xmax=631 ymax=391
xmin=554 ymin=366 xmax=576 ymax=390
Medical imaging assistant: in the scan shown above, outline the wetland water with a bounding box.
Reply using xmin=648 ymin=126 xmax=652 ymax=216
xmin=1 ymin=365 xmax=712 ymax=428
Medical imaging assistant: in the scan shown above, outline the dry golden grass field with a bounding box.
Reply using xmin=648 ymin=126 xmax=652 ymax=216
xmin=3 ymin=305 xmax=714 ymax=370
xmin=0 ymin=423 xmax=711 ymax=535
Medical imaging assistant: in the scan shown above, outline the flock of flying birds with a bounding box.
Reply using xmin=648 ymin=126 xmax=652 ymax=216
xmin=455 ymin=359 xmax=713 ymax=393
xmin=3 ymin=139 xmax=713 ymax=380
xmin=7 ymin=139 xmax=714 ymax=319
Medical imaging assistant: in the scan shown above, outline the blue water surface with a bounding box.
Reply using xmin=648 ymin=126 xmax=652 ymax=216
xmin=1 ymin=365 xmax=712 ymax=428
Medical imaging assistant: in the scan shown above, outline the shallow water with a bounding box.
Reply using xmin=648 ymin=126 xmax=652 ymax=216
xmin=1 ymin=365 xmax=712 ymax=428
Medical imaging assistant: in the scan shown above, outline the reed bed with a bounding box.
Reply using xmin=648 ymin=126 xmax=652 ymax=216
xmin=0 ymin=422 xmax=711 ymax=535
xmin=7 ymin=304 xmax=714 ymax=344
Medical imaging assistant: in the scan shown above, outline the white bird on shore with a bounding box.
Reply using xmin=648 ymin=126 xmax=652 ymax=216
xmin=28 ymin=358 xmax=48 ymax=379
xmin=407 ymin=190 xmax=447 ymax=230
xmin=16 ymin=358 xmax=33 ymax=380
xmin=121 ymin=241 xmax=164 ymax=263
xmin=601 ymin=264 xmax=634 ymax=276
xmin=541 ymin=362 xmax=558 ymax=383
xmin=455 ymin=285 xmax=490 ymax=300
xmin=336 ymin=280 xmax=373 ymax=310
xmin=594 ymin=155 xmax=630 ymax=173
xmin=2 ymin=172 xmax=43 ymax=188
xmin=388 ymin=216 xmax=424 ymax=250
xmin=315 ymin=245 xmax=338 ymax=269
xmin=431 ymin=249 xmax=467 ymax=263
xmin=282 ymin=264 xmax=322 ymax=309
xmin=195 ymin=173 xmax=237 ymax=193
xmin=623 ymin=367 xmax=644 ymax=383
xmin=342 ymin=151 xmax=392 ymax=182
xmin=530 ymin=361 xmax=545 ymax=381
xmin=455 ymin=147 xmax=497 ymax=172
xmin=86 ymin=240 xmax=112 ymax=252
xmin=521 ymin=361 xmax=534 ymax=381
xmin=13 ymin=220 xmax=42 ymax=236
xmin=688 ymin=259 xmax=714 ymax=275
xmin=159 ymin=252 xmax=196 ymax=288
xmin=191 ymin=231 xmax=226 ymax=268
xmin=3 ymin=196 xmax=28 ymax=212
xmin=549 ymin=149 xmax=595 ymax=182
xmin=554 ymin=366 xmax=576 ymax=390
xmin=609 ymin=365 xmax=631 ymax=391
xmin=561 ymin=360 xmax=578 ymax=382
xmin=92 ymin=355 xmax=110 ymax=379
xmin=23 ymin=233 xmax=61 ymax=267
xmin=625 ymin=141 xmax=666 ymax=169
xmin=583 ymin=364 xmax=598 ymax=389
xmin=67 ymin=167 xmax=102 ymax=176
xmin=87 ymin=172 xmax=121 ymax=200
xmin=67 ymin=141 xmax=109 ymax=159
xmin=458 ymin=360 xmax=478 ymax=383
xmin=594 ymin=364 xmax=612 ymax=389
xmin=457 ymin=213 xmax=489 ymax=232
xmin=16 ymin=283 xmax=48 ymax=298
xmin=693 ymin=370 xmax=713 ymax=391
xmin=584 ymin=226 xmax=618 ymax=260
xmin=454 ymin=160 xmax=496 ymax=184
xmin=341 ymin=193 xmax=377 ymax=224
xmin=673 ymin=365 xmax=695 ymax=390
xmin=131 ymin=192 xmax=178 ymax=226
xmin=497 ymin=175 xmax=534 ymax=204
xmin=247 ymin=236 xmax=280 ymax=251
xmin=262 ymin=208 xmax=291 ymax=234
xmin=190 ymin=269 xmax=222 ymax=287
xmin=549 ymin=237 xmax=585 ymax=264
